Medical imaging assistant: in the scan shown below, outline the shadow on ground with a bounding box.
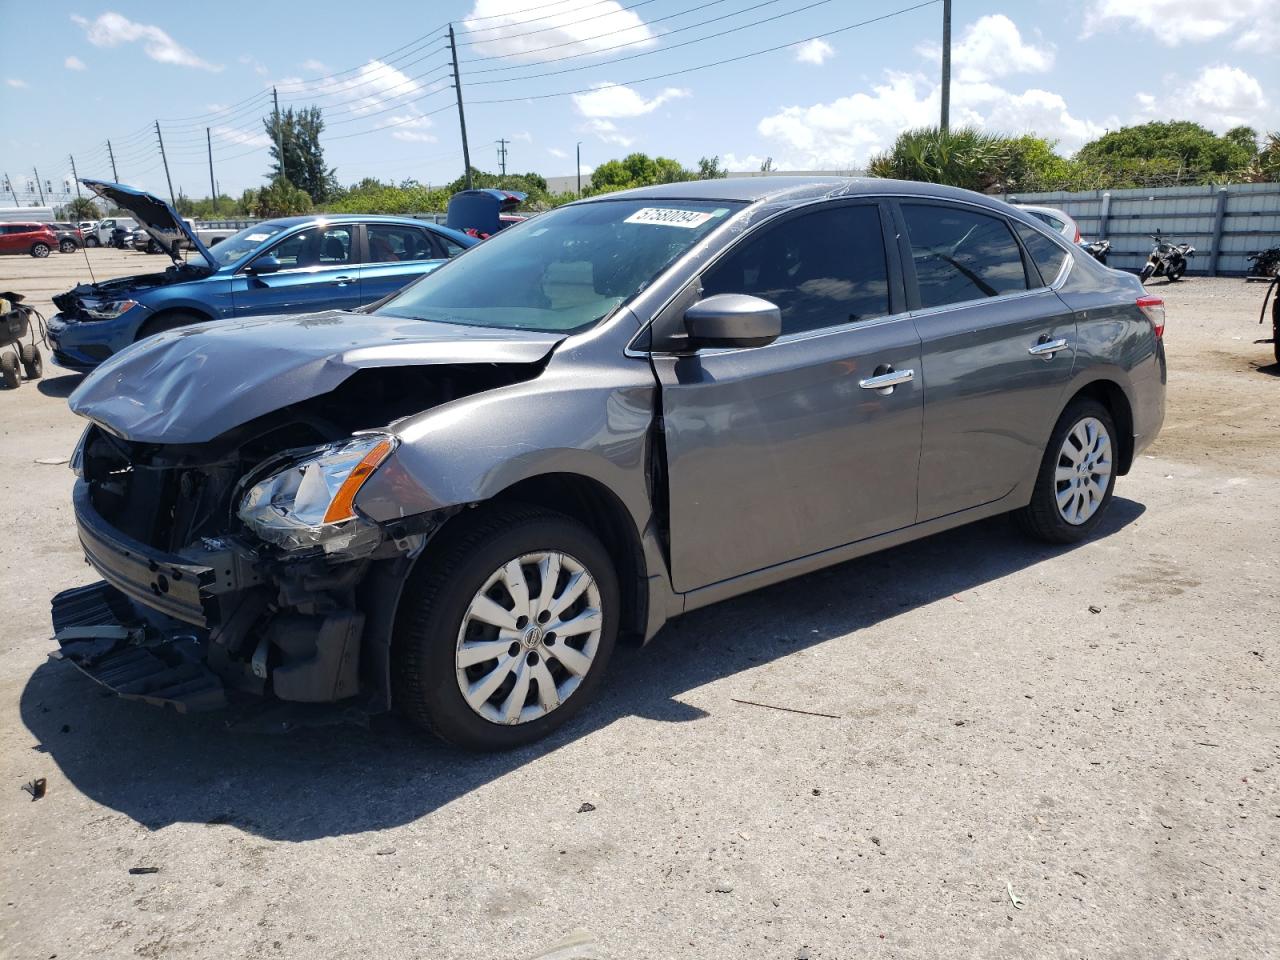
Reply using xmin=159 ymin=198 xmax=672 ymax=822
xmin=20 ymin=499 xmax=1145 ymax=841
xmin=37 ymin=373 xmax=83 ymax=399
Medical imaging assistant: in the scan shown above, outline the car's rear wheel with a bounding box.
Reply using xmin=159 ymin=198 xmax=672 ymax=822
xmin=30 ymin=243 xmax=50 ymax=258
xmin=392 ymin=504 xmax=619 ymax=750
xmin=1016 ymin=399 xmax=1118 ymax=544
xmin=58 ymin=239 xmax=77 ymax=254
xmin=136 ymin=311 xmax=204 ymax=341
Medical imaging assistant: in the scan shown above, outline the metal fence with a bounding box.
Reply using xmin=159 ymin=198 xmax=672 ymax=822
xmin=1004 ymin=183 xmax=1280 ymax=276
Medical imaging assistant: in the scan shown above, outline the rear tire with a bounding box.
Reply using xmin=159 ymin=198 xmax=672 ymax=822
xmin=392 ymin=504 xmax=619 ymax=750
xmin=19 ymin=343 xmax=42 ymax=380
xmin=30 ymin=243 xmax=50 ymax=258
xmin=1016 ymin=399 xmax=1118 ymax=544
xmin=1167 ymin=261 xmax=1184 ymax=281
xmin=136 ymin=311 xmax=205 ymax=341
xmin=59 ymin=239 xmax=77 ymax=254
xmin=1 ymin=353 xmax=20 ymax=389
xmin=1139 ymin=263 xmax=1155 ymax=283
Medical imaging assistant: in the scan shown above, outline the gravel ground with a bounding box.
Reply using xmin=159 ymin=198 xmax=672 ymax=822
xmin=0 ymin=255 xmax=1277 ymax=960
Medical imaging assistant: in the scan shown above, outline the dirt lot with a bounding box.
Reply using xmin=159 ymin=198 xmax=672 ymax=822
xmin=0 ymin=252 xmax=1277 ymax=960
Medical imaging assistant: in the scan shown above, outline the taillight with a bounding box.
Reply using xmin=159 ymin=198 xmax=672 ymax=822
xmin=1073 ymin=225 xmax=1081 ymax=243
xmin=1137 ymin=294 xmax=1165 ymax=339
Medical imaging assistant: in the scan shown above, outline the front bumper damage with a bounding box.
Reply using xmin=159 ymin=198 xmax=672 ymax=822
xmin=51 ymin=479 xmax=440 ymax=718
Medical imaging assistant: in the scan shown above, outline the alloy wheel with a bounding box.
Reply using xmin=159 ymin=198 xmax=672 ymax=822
xmin=455 ymin=551 xmax=603 ymax=725
xmin=1055 ymin=416 xmax=1112 ymax=525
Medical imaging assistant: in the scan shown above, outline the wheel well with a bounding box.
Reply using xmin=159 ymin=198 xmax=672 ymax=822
xmin=1069 ymin=380 xmax=1135 ymax=475
xmin=136 ymin=307 xmax=213 ymax=340
xmin=488 ymin=473 xmax=649 ymax=643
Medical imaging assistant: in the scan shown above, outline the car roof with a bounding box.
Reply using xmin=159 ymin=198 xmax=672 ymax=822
xmin=577 ymin=176 xmax=1023 ymax=214
xmin=263 ymin=214 xmax=460 ymax=228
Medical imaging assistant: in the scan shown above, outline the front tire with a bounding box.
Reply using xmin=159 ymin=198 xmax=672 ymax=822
xmin=392 ymin=504 xmax=619 ymax=750
xmin=85 ymin=236 xmax=99 ymax=248
xmin=136 ymin=311 xmax=204 ymax=341
xmin=1016 ymin=399 xmax=1118 ymax=544
xmin=1139 ymin=263 xmax=1155 ymax=283
xmin=30 ymin=243 xmax=50 ymax=258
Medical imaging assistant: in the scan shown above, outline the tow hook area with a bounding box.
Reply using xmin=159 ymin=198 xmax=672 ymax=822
xmin=50 ymin=582 xmax=225 ymax=712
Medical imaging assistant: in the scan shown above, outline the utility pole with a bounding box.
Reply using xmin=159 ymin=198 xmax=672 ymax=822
xmin=448 ymin=24 xmax=473 ymax=190
xmin=940 ymin=0 xmax=952 ymax=133
xmin=155 ymin=121 xmax=176 ymax=208
xmin=69 ymin=155 xmax=82 ymax=200
xmin=33 ymin=167 xmax=45 ymax=205
xmin=576 ymin=141 xmax=582 ymax=197
xmin=497 ymin=138 xmax=508 ymax=177
xmin=2 ymin=173 xmax=17 ymax=206
xmin=272 ymin=86 xmax=286 ymax=179
xmin=207 ymin=127 xmax=218 ymax=214
xmin=106 ymin=140 xmax=119 ymax=181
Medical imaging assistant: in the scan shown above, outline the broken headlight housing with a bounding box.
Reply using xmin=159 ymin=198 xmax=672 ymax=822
xmin=237 ymin=434 xmax=396 ymax=555
xmin=82 ymin=299 xmax=139 ymax=320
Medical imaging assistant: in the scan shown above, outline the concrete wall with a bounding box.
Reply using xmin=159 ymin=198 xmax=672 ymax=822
xmin=1005 ymin=183 xmax=1280 ymax=276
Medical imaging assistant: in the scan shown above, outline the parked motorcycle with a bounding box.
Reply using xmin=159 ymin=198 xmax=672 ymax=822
xmin=1246 ymin=247 xmax=1280 ymax=280
xmin=1080 ymin=238 xmax=1111 ymax=265
xmin=1140 ymin=234 xmax=1194 ymax=283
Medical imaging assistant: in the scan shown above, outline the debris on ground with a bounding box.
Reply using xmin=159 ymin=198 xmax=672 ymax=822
xmin=1006 ymin=881 xmax=1025 ymax=909
xmin=34 ymin=457 xmax=69 ymax=465
xmin=375 ymin=848 xmax=396 ymax=856
xmin=21 ymin=778 xmax=46 ymax=801
xmin=1089 ymin=605 xmax=1102 ymax=614
xmin=730 ymin=697 xmax=841 ymax=720
xmin=577 ymin=802 xmax=596 ymax=813
xmin=128 ymin=867 xmax=160 ymax=875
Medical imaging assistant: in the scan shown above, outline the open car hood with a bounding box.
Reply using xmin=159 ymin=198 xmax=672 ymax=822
xmin=68 ymin=310 xmax=565 ymax=444
xmin=80 ymin=179 xmax=217 ymax=265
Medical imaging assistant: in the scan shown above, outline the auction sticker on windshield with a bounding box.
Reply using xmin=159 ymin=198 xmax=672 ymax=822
xmin=624 ymin=207 xmax=718 ymax=228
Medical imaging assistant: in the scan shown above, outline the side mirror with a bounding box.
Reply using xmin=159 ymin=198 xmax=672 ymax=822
xmin=247 ymin=254 xmax=281 ymax=275
xmin=684 ymin=294 xmax=781 ymax=349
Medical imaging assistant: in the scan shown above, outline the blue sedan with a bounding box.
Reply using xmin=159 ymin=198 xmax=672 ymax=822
xmin=48 ymin=180 xmax=476 ymax=371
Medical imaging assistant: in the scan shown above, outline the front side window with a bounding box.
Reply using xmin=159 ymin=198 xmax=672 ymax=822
xmin=378 ymin=199 xmax=740 ymax=333
xmin=1014 ymin=222 xmax=1069 ymax=286
xmin=700 ymin=204 xmax=891 ymax=335
xmin=265 ymin=226 xmax=354 ymax=269
xmin=368 ymin=224 xmax=437 ymax=263
xmin=901 ymin=203 xmax=1028 ymax=309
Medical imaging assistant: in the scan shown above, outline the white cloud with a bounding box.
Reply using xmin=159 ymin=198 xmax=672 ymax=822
xmin=461 ymin=0 xmax=655 ymax=61
xmin=64 ymin=55 xmax=87 ymax=71
xmin=71 ymin=12 xmax=221 ymax=71
xmin=283 ymin=59 xmax=433 ymax=115
xmin=547 ymin=146 xmax=568 ymax=159
xmin=301 ymin=59 xmax=329 ymax=73
xmin=512 ymin=131 xmax=533 ymax=143
xmin=239 ymin=55 xmax=270 ymax=77
xmin=214 ymin=125 xmax=271 ymax=148
xmin=794 ymin=39 xmax=834 ymax=66
xmin=571 ymin=83 xmax=689 ymax=118
xmin=1085 ymin=0 xmax=1274 ymax=49
xmin=581 ymin=118 xmax=635 ymax=148
xmin=388 ymin=115 xmax=437 ymax=143
xmin=1135 ymin=65 xmax=1269 ymax=129
xmin=5 ymin=78 xmax=27 ymax=88
xmin=721 ymin=152 xmax=797 ymax=171
xmin=917 ymin=14 xmax=1052 ymax=83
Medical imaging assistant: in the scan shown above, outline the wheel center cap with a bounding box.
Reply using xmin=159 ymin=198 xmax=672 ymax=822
xmin=522 ymin=625 xmax=544 ymax=649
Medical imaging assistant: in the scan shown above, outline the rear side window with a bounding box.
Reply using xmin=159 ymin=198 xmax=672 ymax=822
xmin=368 ymin=224 xmax=438 ymax=263
xmin=1014 ymin=222 xmax=1069 ymax=286
xmin=701 ymin=204 xmax=890 ymax=335
xmin=438 ymin=233 xmax=468 ymax=257
xmin=901 ymin=203 xmax=1027 ymax=309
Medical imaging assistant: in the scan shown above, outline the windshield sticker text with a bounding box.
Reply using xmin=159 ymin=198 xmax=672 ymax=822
xmin=624 ymin=208 xmax=716 ymax=229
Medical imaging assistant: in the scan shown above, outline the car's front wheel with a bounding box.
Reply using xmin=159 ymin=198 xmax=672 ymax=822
xmin=30 ymin=243 xmax=50 ymax=258
xmin=1016 ymin=399 xmax=1118 ymax=544
xmin=84 ymin=236 xmax=99 ymax=248
xmin=392 ymin=505 xmax=619 ymax=750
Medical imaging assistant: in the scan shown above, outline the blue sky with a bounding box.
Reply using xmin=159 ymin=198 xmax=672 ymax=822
xmin=0 ymin=0 xmax=1276 ymax=205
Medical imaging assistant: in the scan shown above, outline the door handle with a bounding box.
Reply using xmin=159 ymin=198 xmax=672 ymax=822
xmin=858 ymin=367 xmax=915 ymax=394
xmin=1028 ymin=337 xmax=1069 ymax=358
xmin=332 ymin=275 xmax=354 ymax=286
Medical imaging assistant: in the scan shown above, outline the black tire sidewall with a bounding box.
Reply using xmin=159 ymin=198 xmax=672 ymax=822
xmin=31 ymin=244 xmax=49 ymax=258
xmin=1 ymin=354 xmax=20 ymax=389
xmin=137 ymin=312 xmax=202 ymax=341
xmin=1029 ymin=400 xmax=1119 ymax=543
xmin=59 ymin=239 xmax=76 ymax=253
xmin=393 ymin=509 xmax=620 ymax=750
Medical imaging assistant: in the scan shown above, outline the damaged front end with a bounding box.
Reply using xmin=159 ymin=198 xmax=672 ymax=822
xmin=51 ymin=398 xmax=463 ymax=719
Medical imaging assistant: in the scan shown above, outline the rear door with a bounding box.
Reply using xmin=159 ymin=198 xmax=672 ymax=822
xmin=358 ymin=222 xmax=449 ymax=305
xmin=896 ymin=200 xmax=1077 ymax=521
xmin=231 ymin=223 xmax=361 ymax=316
xmin=0 ymin=226 xmax=17 ymax=254
xmin=653 ymin=200 xmax=923 ymax=593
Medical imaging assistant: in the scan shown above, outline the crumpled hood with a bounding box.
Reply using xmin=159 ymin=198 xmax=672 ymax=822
xmin=69 ymin=310 xmax=564 ymax=444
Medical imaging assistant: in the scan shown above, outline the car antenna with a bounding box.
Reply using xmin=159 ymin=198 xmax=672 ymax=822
xmin=78 ymin=227 xmax=96 ymax=283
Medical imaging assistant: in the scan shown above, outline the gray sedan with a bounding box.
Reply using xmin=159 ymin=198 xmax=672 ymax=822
xmin=56 ymin=177 xmax=1166 ymax=749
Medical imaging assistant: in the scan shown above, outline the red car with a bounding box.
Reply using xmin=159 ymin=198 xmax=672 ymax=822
xmin=0 ymin=222 xmax=58 ymax=258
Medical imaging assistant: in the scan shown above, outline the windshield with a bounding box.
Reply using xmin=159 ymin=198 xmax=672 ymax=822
xmin=377 ymin=199 xmax=742 ymax=332
xmin=202 ymin=220 xmax=295 ymax=267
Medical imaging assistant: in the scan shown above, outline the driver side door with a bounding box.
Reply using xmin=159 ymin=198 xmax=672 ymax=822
xmin=231 ymin=224 xmax=362 ymax=316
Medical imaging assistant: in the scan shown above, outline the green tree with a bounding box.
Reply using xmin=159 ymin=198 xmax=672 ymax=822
xmin=867 ymin=126 xmax=1010 ymax=191
xmin=697 ymin=156 xmax=728 ymax=179
xmin=59 ymin=196 xmax=100 ymax=220
xmin=249 ymin=176 xmax=313 ymax=218
xmin=1074 ymin=121 xmax=1255 ymax=183
xmin=265 ymin=105 xmax=337 ymax=203
xmin=585 ymin=152 xmax=694 ymax=194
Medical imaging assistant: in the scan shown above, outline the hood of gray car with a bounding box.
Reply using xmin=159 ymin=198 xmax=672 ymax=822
xmin=69 ymin=310 xmax=565 ymax=444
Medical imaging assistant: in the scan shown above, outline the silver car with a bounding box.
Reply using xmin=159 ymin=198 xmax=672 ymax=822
xmin=54 ymin=177 xmax=1166 ymax=749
